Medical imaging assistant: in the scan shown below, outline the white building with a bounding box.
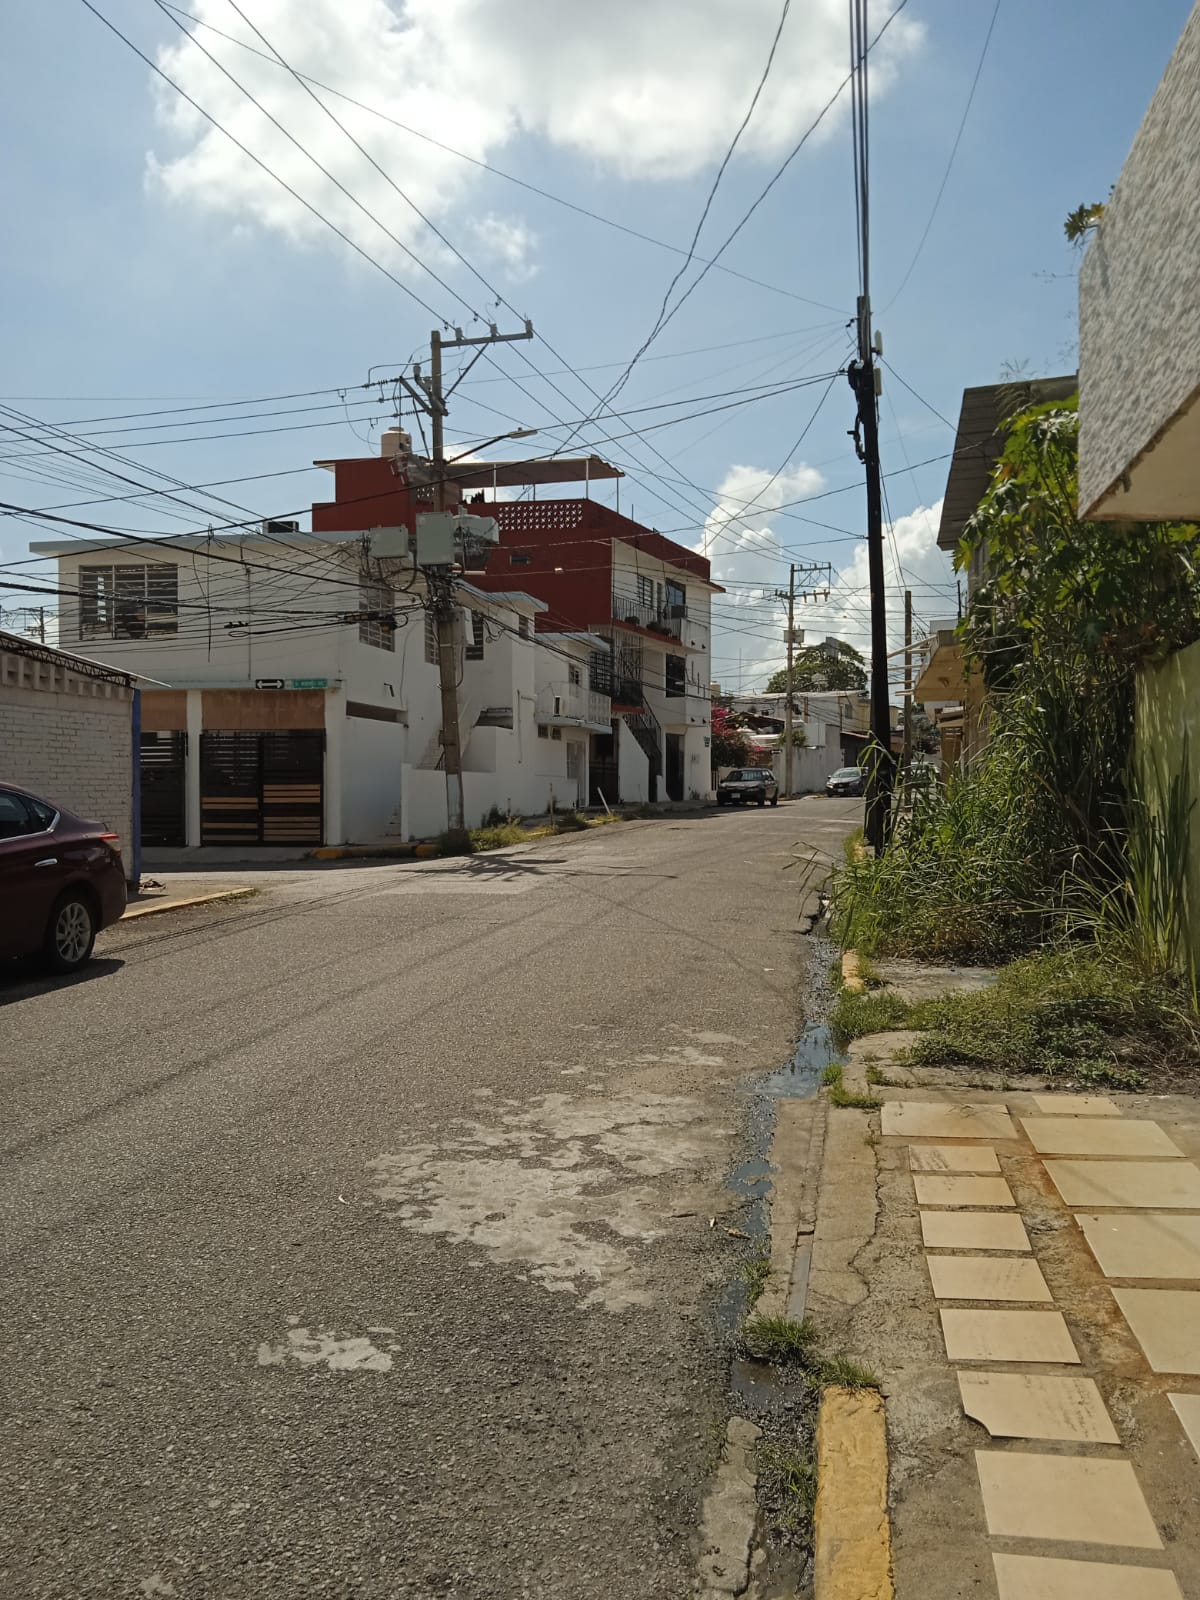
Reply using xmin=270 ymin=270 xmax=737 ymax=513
xmin=29 ymin=527 xmax=610 ymax=849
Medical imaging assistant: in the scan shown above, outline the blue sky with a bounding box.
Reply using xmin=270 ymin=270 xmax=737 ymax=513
xmin=0 ymin=0 xmax=1190 ymax=688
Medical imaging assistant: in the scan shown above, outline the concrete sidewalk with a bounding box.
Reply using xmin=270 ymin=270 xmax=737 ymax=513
xmin=789 ymin=1024 xmax=1200 ymax=1599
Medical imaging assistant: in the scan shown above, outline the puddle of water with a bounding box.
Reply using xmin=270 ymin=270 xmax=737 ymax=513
xmin=757 ymin=1022 xmax=845 ymax=1102
xmin=729 ymin=1357 xmax=786 ymax=1412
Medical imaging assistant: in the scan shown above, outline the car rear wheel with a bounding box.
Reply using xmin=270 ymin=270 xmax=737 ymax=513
xmin=42 ymin=891 xmax=97 ymax=974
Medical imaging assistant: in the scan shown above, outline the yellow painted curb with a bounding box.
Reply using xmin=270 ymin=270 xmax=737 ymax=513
xmin=841 ymin=950 xmax=866 ymax=993
xmin=813 ymin=1387 xmax=893 ymax=1600
xmin=413 ymin=843 xmax=441 ymax=858
xmin=309 ymin=847 xmax=346 ymax=859
xmin=122 ymin=887 xmax=257 ymax=921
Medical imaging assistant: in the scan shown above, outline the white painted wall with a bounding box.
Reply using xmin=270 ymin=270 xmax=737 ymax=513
xmin=341 ymin=714 xmax=405 ymax=843
xmin=617 ymin=720 xmax=650 ymax=803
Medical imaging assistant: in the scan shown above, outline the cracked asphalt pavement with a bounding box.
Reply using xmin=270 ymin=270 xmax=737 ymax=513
xmin=0 ymin=799 xmax=859 ymax=1600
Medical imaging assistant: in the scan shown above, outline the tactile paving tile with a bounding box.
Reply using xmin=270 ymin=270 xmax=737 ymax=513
xmin=1044 ymin=1160 xmax=1200 ymax=1210
xmin=993 ymin=1553 xmax=1182 ymax=1599
xmin=1076 ymin=1213 xmax=1200 ymax=1279
xmin=958 ymin=1372 xmax=1118 ymax=1443
xmin=940 ymin=1308 xmax=1079 ymax=1364
xmin=920 ymin=1211 xmax=1031 ymax=1252
xmin=909 ymin=1146 xmax=1001 ymax=1173
xmin=912 ymin=1175 xmax=1015 ymax=1208
xmin=927 ymin=1255 xmax=1051 ymax=1301
xmin=1111 ymin=1287 xmax=1200 ymax=1374
xmin=882 ymin=1101 xmax=1017 ymax=1140
xmin=975 ymin=1451 xmax=1161 ymax=1547
xmin=1021 ymin=1118 xmax=1183 ymax=1158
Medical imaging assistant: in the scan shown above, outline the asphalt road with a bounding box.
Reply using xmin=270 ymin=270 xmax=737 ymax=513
xmin=1 ymin=798 xmax=859 ymax=1600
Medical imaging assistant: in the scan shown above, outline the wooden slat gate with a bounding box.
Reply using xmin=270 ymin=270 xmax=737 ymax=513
xmin=200 ymin=730 xmax=324 ymax=846
xmin=140 ymin=731 xmax=187 ymax=847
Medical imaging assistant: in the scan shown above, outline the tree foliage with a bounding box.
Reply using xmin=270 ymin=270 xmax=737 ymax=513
xmin=711 ymin=705 xmax=751 ymax=768
xmin=765 ymin=639 xmax=866 ymax=693
xmin=960 ymin=396 xmax=1200 ymax=861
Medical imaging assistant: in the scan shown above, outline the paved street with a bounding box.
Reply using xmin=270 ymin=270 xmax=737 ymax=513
xmin=1 ymin=799 xmax=857 ymax=1600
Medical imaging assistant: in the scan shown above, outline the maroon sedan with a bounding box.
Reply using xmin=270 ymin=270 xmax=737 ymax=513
xmin=0 ymin=783 xmax=127 ymax=973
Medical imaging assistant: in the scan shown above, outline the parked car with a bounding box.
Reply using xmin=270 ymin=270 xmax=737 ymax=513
xmin=826 ymin=766 xmax=867 ymax=797
xmin=0 ymin=783 xmax=127 ymax=972
xmin=716 ymin=769 xmax=779 ymax=807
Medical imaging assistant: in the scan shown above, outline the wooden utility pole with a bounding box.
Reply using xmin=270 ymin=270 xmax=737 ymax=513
xmin=902 ymin=587 xmax=913 ymax=772
xmin=416 ymin=322 xmax=533 ymax=839
xmin=783 ymin=563 xmax=796 ymax=799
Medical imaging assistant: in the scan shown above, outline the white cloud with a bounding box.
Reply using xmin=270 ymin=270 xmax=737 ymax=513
xmin=146 ymin=0 xmax=922 ymax=282
xmin=699 ymin=456 xmax=954 ymax=692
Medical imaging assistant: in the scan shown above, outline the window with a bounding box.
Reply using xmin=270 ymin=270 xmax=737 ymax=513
xmin=666 ymin=579 xmax=686 ymax=617
xmin=665 ymin=655 xmax=686 ymax=698
xmin=518 ymin=615 xmax=533 ymax=640
xmin=358 ymin=579 xmax=394 ymax=651
xmin=424 ymin=609 xmax=437 ymax=664
xmin=551 ymin=727 xmax=562 ymax=741
xmin=537 ymin=724 xmax=550 ymax=739
xmin=0 ymin=790 xmax=38 ymax=839
xmin=465 ymin=612 xmax=485 ymax=661
xmin=568 ymin=662 xmax=581 ymax=686
xmin=510 ymin=551 xmax=532 ymax=567
xmin=79 ymin=563 xmax=178 ymax=640
xmin=636 ymin=574 xmax=654 ymax=607
xmin=566 ymin=743 xmax=581 ymax=780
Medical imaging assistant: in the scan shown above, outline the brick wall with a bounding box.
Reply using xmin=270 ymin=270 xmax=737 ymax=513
xmin=1 ymin=656 xmax=134 ymax=873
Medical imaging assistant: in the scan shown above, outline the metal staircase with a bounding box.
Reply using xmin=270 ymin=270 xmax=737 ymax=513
xmin=624 ymin=703 xmax=663 ymax=795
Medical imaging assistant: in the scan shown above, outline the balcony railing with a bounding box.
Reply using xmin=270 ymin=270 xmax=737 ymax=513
xmin=535 ymin=682 xmax=612 ymax=726
xmin=611 ymin=589 xmax=685 ymax=640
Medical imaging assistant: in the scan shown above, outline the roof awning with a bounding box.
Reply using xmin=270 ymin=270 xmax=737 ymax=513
xmin=444 ymin=455 xmax=622 ymax=488
xmin=913 ymin=631 xmax=968 ymax=701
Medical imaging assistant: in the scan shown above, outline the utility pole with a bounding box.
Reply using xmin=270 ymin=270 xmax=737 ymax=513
xmin=412 ymin=321 xmax=533 ymax=839
xmin=36 ymin=607 xmax=45 ymax=643
xmin=847 ymin=0 xmax=892 ymax=853
xmin=848 ymin=309 xmax=892 ymax=853
xmin=902 ymin=588 xmax=913 ymax=772
xmin=783 ymin=563 xmax=796 ymax=799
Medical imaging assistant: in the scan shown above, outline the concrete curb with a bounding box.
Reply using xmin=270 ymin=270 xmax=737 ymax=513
xmin=121 ymin=888 xmax=257 ymax=921
xmin=841 ymin=950 xmax=866 ymax=992
xmin=813 ymin=1386 xmax=894 ymax=1600
xmin=308 ymin=843 xmax=416 ymax=860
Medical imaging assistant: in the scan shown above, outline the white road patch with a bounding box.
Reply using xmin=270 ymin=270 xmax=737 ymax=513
xmin=369 ymin=1090 xmax=732 ymax=1312
xmin=257 ymin=1326 xmax=394 ymax=1372
xmin=139 ymin=1579 xmax=177 ymax=1598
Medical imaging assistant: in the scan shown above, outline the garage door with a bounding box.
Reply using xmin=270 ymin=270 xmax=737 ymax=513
xmin=200 ymin=730 xmax=324 ymax=846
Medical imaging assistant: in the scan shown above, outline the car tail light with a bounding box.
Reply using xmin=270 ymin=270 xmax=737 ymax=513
xmin=100 ymin=832 xmax=120 ymax=846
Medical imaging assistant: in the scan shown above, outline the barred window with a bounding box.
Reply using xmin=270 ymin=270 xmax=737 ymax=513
xmin=465 ymin=612 xmax=485 ymax=661
xmin=79 ymin=563 xmax=178 ymax=640
xmin=358 ymin=579 xmax=394 ymax=651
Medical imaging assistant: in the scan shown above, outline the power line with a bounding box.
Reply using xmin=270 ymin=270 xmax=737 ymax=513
xmin=588 ymin=0 xmax=795 ymax=422
xmin=882 ymin=0 xmax=1003 ymax=311
xmin=79 ymin=0 xmax=451 ymax=322
xmin=157 ymin=0 xmax=844 ymax=315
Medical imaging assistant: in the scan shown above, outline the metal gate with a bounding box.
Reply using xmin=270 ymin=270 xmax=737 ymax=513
xmin=140 ymin=731 xmax=187 ymax=847
xmin=200 ymin=730 xmax=324 ymax=846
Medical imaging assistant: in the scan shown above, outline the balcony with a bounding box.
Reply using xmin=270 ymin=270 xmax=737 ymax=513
xmin=611 ymin=589 xmax=685 ymax=641
xmin=535 ymin=681 xmax=612 ymax=731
